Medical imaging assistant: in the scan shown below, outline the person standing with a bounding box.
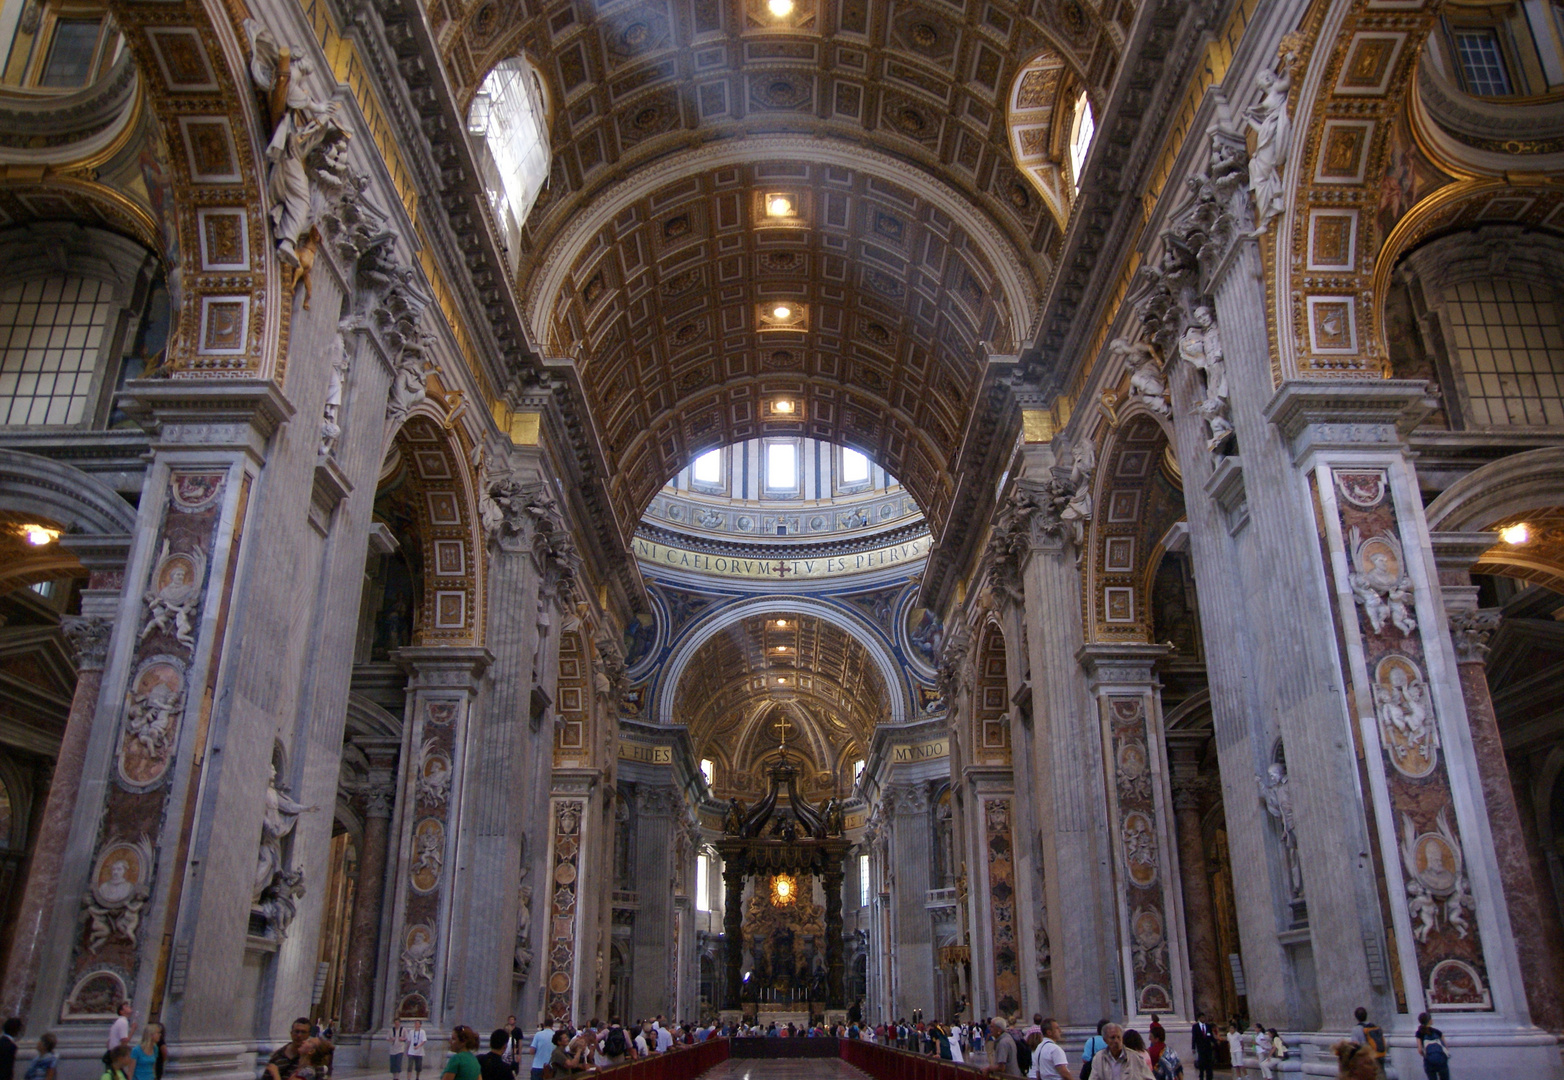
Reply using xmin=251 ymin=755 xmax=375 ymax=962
xmin=985 ymin=1019 xmax=1022 ymax=1078
xmin=1225 ymin=1022 xmax=1245 ymax=1080
xmin=406 ymin=1020 xmax=428 ymax=1080
xmin=1415 ymin=1012 xmax=1450 ymax=1080
xmin=1081 ymin=1020 xmax=1108 ymax=1078
xmin=100 ymin=1046 xmax=133 ymax=1080
xmin=1 ymin=1018 xmax=22 ymax=1080
xmin=528 ymin=1025 xmax=554 ymax=1080
xmin=389 ymin=1021 xmax=407 ymax=1080
xmin=130 ymin=1026 xmax=161 ymax=1080
xmin=25 ymin=1035 xmax=58 ymax=1080
xmin=477 ymin=1030 xmax=511 ymax=1080
xmin=503 ymin=1017 xmax=522 ymax=1078
xmin=107 ymin=1003 xmax=134 ymax=1063
xmin=1088 ymin=1024 xmax=1153 ymax=1080
xmin=1189 ymin=1014 xmax=1215 ymax=1080
xmin=1255 ymin=1026 xmax=1274 ymax=1080
xmin=439 ymin=1027 xmax=481 ymax=1080
xmin=1029 ymin=1019 xmax=1076 ymax=1080
xmin=1351 ymin=1008 xmax=1388 ymax=1080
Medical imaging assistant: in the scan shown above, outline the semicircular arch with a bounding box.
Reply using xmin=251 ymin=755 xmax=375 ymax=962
xmin=653 ymin=594 xmax=909 ymax=728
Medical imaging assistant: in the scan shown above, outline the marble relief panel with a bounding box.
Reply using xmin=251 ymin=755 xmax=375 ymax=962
xmin=1108 ymin=696 xmax=1174 ymax=1013
xmin=1326 ymin=467 xmax=1492 ymax=1011
xmin=64 ymin=470 xmax=227 ymax=1017
xmin=395 ymin=698 xmax=461 ymax=1018
xmin=984 ymin=798 xmax=1020 ymax=1015
xmin=546 ymin=799 xmax=585 ymax=1021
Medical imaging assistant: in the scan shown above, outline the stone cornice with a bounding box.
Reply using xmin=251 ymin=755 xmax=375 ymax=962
xmin=117 ymin=378 xmax=296 ymax=462
xmin=1262 ymin=379 xmax=1438 ymax=465
xmin=1077 ymin=642 xmax=1171 ymax=687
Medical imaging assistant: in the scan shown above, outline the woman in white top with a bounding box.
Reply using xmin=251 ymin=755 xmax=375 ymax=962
xmin=1254 ymin=1024 xmax=1273 ymax=1080
xmin=388 ymin=1022 xmax=407 ymax=1080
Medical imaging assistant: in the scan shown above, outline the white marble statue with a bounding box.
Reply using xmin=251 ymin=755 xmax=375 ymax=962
xmin=254 ymin=764 xmax=318 ymax=902
xmin=126 ymin=679 xmax=183 ymax=760
xmin=83 ymin=839 xmax=152 ymax=953
xmin=1257 ymin=762 xmax=1303 ymax=897
xmin=415 ymin=741 xmax=452 ymax=807
xmin=245 ymin=19 xmax=350 ymax=266
xmin=1374 ymin=662 xmax=1441 ymax=764
xmin=1109 ymin=336 xmax=1171 ymax=415
xmin=402 ymin=928 xmax=436 ymax=981
xmin=1179 ymin=306 xmax=1227 ymax=401
xmin=1245 ymin=38 xmax=1299 ymax=235
xmin=320 ymin=328 xmax=351 ymax=457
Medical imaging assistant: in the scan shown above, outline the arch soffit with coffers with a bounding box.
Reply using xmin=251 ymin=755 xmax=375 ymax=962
xmin=1083 ymin=413 xmax=1180 ymax=644
xmin=652 ymin=593 xmax=910 ymax=729
xmin=527 ymin=138 xmax=1043 ymax=539
xmin=106 ymin=0 xmax=283 ymax=380
xmin=527 ymin=137 xmax=1040 ymax=341
xmin=379 ymin=411 xmax=486 ymax=648
xmin=451 ymin=0 xmax=1120 ymax=270
xmin=672 ymin=612 xmax=893 ymax=748
xmin=0 ymin=448 xmax=139 ymax=536
xmin=1272 ymin=0 xmax=1564 ymax=384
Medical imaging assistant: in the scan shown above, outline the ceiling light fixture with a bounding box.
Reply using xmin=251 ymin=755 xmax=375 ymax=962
xmin=772 ymin=304 xmax=792 ymax=320
xmin=767 ymin=195 xmax=793 ymax=217
xmin=1500 ymin=523 xmax=1530 ymax=545
xmin=21 ymin=524 xmax=60 ymax=546
xmin=776 ymin=619 xmax=788 ymax=627
xmin=774 ymin=399 xmax=794 ymax=414
xmin=768 ymin=0 xmax=793 ymax=16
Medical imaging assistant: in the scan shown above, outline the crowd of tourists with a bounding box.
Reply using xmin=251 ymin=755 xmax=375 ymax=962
xmin=0 ymin=1000 xmax=1455 ymax=1080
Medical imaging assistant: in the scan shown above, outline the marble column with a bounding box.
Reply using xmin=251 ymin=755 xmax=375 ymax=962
xmin=824 ymin=865 xmax=845 ymax=1009
xmin=340 ymin=739 xmax=399 ymax=1034
xmin=1432 ymin=533 xmax=1564 ymax=1030
xmin=721 ymin=862 xmax=744 ymax=1011
xmin=996 ymin=465 xmax=1121 ymax=1025
xmin=886 ymin=782 xmax=934 ymax=1018
xmin=628 ymin=785 xmax=680 ymax=1021
xmin=1168 ymin=743 xmax=1222 ymax=1022
xmin=443 ymin=461 xmax=572 ymax=1026
xmin=0 ymin=558 xmax=126 ymax=1021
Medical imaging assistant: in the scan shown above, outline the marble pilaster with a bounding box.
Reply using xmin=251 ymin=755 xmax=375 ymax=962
xmin=380 ymin=647 xmax=491 ymax=1030
xmin=1079 ymin=645 xmax=1190 ymax=1023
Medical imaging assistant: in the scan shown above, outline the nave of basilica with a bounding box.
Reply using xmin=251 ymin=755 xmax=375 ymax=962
xmin=2 ymin=0 xmax=1564 ymax=1074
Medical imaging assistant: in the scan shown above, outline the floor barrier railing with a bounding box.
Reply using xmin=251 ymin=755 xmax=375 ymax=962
xmin=589 ymin=1037 xmax=730 ymax=1080
xmin=838 ymin=1038 xmax=988 ymax=1080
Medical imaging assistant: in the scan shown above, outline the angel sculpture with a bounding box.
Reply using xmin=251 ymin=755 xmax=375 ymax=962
xmin=244 ymin=19 xmax=349 ymax=267
xmin=1109 ymin=336 xmax=1170 ymax=416
xmin=1407 ymin=879 xmax=1439 ymax=943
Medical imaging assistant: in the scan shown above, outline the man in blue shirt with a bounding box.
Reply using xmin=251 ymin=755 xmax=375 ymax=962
xmin=528 ymin=1026 xmax=555 ymax=1080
